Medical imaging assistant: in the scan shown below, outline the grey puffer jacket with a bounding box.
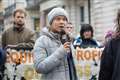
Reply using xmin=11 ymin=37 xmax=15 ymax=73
xmin=33 ymin=29 xmax=75 ymax=80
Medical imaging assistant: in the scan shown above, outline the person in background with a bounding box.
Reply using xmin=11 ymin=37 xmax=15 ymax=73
xmin=33 ymin=7 xmax=77 ymax=80
xmin=64 ymin=22 xmax=75 ymax=43
xmin=99 ymin=30 xmax=114 ymax=48
xmin=2 ymin=9 xmax=36 ymax=50
xmin=73 ymin=23 xmax=100 ymax=80
xmin=73 ymin=23 xmax=100 ymax=49
xmin=64 ymin=22 xmax=74 ymax=36
xmin=1 ymin=9 xmax=36 ymax=80
xmin=99 ymin=9 xmax=120 ymax=80
xmin=104 ymin=30 xmax=114 ymax=46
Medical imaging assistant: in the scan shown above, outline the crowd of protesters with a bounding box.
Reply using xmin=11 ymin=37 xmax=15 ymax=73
xmin=0 ymin=7 xmax=118 ymax=80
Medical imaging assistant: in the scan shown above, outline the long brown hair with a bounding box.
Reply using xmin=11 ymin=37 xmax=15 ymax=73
xmin=115 ymin=9 xmax=120 ymax=38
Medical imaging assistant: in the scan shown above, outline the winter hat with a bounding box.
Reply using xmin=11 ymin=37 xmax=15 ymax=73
xmin=48 ymin=7 xmax=69 ymax=24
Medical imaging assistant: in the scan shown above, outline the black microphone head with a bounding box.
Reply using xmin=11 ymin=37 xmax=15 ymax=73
xmin=60 ymin=28 xmax=71 ymax=44
xmin=61 ymin=35 xmax=71 ymax=44
xmin=61 ymin=34 xmax=68 ymax=44
xmin=60 ymin=28 xmax=66 ymax=35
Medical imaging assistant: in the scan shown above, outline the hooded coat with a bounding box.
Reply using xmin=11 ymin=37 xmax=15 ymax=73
xmin=33 ymin=28 xmax=77 ymax=80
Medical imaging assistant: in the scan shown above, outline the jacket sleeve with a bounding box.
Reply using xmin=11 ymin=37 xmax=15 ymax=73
xmin=16 ymin=31 xmax=36 ymax=49
xmin=33 ymin=36 xmax=67 ymax=74
xmin=73 ymin=37 xmax=81 ymax=49
xmin=98 ymin=40 xmax=113 ymax=80
xmin=0 ymin=48 xmax=6 ymax=67
xmin=1 ymin=31 xmax=6 ymax=49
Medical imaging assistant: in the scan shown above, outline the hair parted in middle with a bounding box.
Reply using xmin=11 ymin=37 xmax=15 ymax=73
xmin=80 ymin=23 xmax=93 ymax=39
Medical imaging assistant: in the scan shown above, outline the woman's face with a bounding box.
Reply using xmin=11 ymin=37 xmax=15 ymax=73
xmin=83 ymin=31 xmax=92 ymax=39
xmin=50 ymin=16 xmax=67 ymax=33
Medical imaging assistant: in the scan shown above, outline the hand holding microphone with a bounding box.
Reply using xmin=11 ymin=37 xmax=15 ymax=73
xmin=60 ymin=28 xmax=71 ymax=53
xmin=63 ymin=42 xmax=71 ymax=53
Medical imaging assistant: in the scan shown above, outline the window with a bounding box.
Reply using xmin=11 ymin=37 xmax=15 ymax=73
xmin=34 ymin=18 xmax=40 ymax=32
xmin=80 ymin=6 xmax=84 ymax=22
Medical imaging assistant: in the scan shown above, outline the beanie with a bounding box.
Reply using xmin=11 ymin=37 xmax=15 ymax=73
xmin=48 ymin=7 xmax=69 ymax=24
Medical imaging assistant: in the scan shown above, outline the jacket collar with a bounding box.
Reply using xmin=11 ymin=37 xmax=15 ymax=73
xmin=13 ymin=25 xmax=24 ymax=32
xmin=49 ymin=31 xmax=61 ymax=41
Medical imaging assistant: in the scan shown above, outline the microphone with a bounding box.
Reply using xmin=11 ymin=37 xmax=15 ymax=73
xmin=60 ymin=29 xmax=71 ymax=44
xmin=60 ymin=28 xmax=78 ymax=80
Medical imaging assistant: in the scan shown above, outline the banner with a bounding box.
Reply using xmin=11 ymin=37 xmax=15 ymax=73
xmin=3 ymin=49 xmax=41 ymax=80
xmin=73 ymin=47 xmax=103 ymax=80
xmin=3 ymin=48 xmax=104 ymax=80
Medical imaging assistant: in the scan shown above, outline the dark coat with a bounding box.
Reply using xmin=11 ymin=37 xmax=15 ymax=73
xmin=99 ymin=38 xmax=120 ymax=80
xmin=0 ymin=48 xmax=6 ymax=79
xmin=0 ymin=48 xmax=5 ymax=67
xmin=73 ymin=37 xmax=100 ymax=49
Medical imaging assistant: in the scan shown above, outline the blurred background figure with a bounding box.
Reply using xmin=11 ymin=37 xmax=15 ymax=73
xmin=64 ymin=22 xmax=74 ymax=35
xmin=73 ymin=23 xmax=100 ymax=80
xmin=73 ymin=23 xmax=100 ymax=49
xmin=99 ymin=9 xmax=120 ymax=80
xmin=1 ymin=9 xmax=36 ymax=80
xmin=99 ymin=30 xmax=115 ymax=48
xmin=64 ymin=22 xmax=75 ymax=43
xmin=2 ymin=9 xmax=36 ymax=49
xmin=104 ymin=30 xmax=114 ymax=45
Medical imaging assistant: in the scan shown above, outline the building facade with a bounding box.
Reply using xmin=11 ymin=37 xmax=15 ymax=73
xmin=3 ymin=0 xmax=27 ymax=30
xmin=39 ymin=0 xmax=120 ymax=42
xmin=39 ymin=0 xmax=90 ymax=36
xmin=91 ymin=0 xmax=120 ymax=42
xmin=26 ymin=0 xmax=40 ymax=36
xmin=1 ymin=0 xmax=120 ymax=41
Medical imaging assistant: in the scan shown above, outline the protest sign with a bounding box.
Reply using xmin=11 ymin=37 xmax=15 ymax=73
xmin=4 ymin=49 xmax=41 ymax=80
xmin=73 ymin=47 xmax=103 ymax=80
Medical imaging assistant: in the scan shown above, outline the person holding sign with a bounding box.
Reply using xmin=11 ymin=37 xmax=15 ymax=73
xmin=73 ymin=24 xmax=100 ymax=80
xmin=73 ymin=23 xmax=100 ymax=49
xmin=2 ymin=9 xmax=36 ymax=50
xmin=1 ymin=9 xmax=36 ymax=80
